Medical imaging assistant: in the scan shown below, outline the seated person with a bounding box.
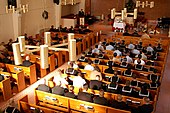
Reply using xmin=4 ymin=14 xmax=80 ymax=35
xmin=93 ymin=89 xmax=109 ymax=106
xmin=114 ymin=49 xmax=122 ymax=57
xmin=106 ymin=42 xmax=114 ymax=50
xmin=77 ymin=84 xmax=93 ymax=102
xmin=111 ymin=71 xmax=121 ymax=83
xmin=131 ymin=29 xmax=140 ymax=37
xmin=107 ymin=81 xmax=122 ymax=94
xmin=136 ymin=51 xmax=147 ymax=60
xmin=134 ymin=54 xmax=145 ymax=65
xmin=86 ymin=48 xmax=94 ymax=57
xmin=102 ymin=39 xmax=107 ymax=46
xmin=149 ymin=81 xmax=159 ymax=90
xmin=90 ymin=66 xmax=102 ymax=81
xmin=0 ymin=74 xmax=4 ymax=82
xmin=68 ymin=26 xmax=75 ymax=33
xmin=92 ymin=45 xmax=100 ymax=54
xmin=120 ymin=58 xmax=128 ymax=68
xmin=93 ymin=58 xmax=101 ymax=64
xmin=51 ymin=80 xmax=66 ymax=96
xmin=73 ymin=72 xmax=86 ymax=89
xmin=78 ymin=52 xmax=88 ymax=62
xmin=98 ymin=42 xmax=104 ymax=51
xmin=2 ymin=56 xmax=13 ymax=64
xmin=64 ymin=85 xmax=76 ymax=99
xmin=84 ymin=60 xmax=94 ymax=71
xmin=89 ymin=75 xmax=104 ymax=90
xmin=112 ymin=52 xmax=121 ymax=63
xmin=123 ymin=29 xmax=131 ymax=36
xmin=123 ymin=67 xmax=133 ymax=77
xmin=156 ymin=43 xmax=163 ymax=52
xmin=136 ymin=41 xmax=143 ymax=50
xmin=125 ymin=52 xmax=133 ymax=63
xmin=104 ymin=62 xmax=114 ymax=74
xmin=97 ymin=53 xmax=104 ymax=59
xmin=146 ymin=60 xmax=155 ymax=66
xmin=147 ymin=70 xmax=159 ymax=82
xmin=130 ymin=74 xmax=140 ymax=87
xmin=122 ymin=80 xmax=133 ymax=96
xmin=131 ymin=97 xmax=153 ymax=113
xmin=65 ymin=63 xmax=78 ymax=75
xmin=149 ymin=51 xmax=157 ymax=60
xmin=37 ymin=79 xmax=51 ymax=93
xmin=49 ymin=25 xmax=56 ymax=32
xmin=111 ymin=94 xmax=129 ymax=110
xmin=146 ymin=44 xmax=154 ymax=55
xmin=22 ymin=56 xmax=32 ymax=67
xmin=139 ymin=84 xmax=151 ymax=99
xmin=53 ymin=70 xmax=68 ymax=87
xmin=135 ymin=59 xmax=144 ymax=71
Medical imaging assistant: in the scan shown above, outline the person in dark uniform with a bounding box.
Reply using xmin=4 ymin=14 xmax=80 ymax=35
xmin=37 ymin=79 xmax=51 ymax=93
xmin=78 ymin=9 xmax=85 ymax=17
xmin=107 ymin=81 xmax=122 ymax=94
xmin=131 ymin=97 xmax=153 ymax=113
xmin=22 ymin=56 xmax=32 ymax=67
xmin=111 ymin=94 xmax=129 ymax=110
xmin=93 ymin=89 xmax=108 ymax=106
xmin=122 ymin=80 xmax=133 ymax=96
xmin=51 ymin=80 xmax=66 ymax=96
xmin=77 ymin=84 xmax=93 ymax=102
xmin=89 ymin=75 xmax=104 ymax=90
xmin=104 ymin=62 xmax=114 ymax=74
xmin=64 ymin=85 xmax=76 ymax=99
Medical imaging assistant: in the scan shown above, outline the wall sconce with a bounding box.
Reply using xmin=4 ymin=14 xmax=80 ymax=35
xmin=136 ymin=1 xmax=154 ymax=8
xmin=111 ymin=8 xmax=137 ymax=20
xmin=5 ymin=4 xmax=28 ymax=14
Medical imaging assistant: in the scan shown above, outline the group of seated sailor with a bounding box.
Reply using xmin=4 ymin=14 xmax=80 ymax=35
xmin=37 ymin=69 xmax=154 ymax=113
xmin=49 ymin=25 xmax=92 ymax=34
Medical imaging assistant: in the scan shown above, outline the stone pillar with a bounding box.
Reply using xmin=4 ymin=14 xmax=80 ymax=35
xmin=44 ymin=32 xmax=51 ymax=46
xmin=18 ymin=36 xmax=25 ymax=53
xmin=40 ymin=45 xmax=49 ymax=69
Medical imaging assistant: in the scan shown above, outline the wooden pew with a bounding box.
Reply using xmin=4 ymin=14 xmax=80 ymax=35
xmin=0 ymin=77 xmax=12 ymax=100
xmin=18 ymin=95 xmax=59 ymax=113
xmin=35 ymin=90 xmax=69 ymax=112
xmin=5 ymin=64 xmax=37 ymax=84
xmin=0 ymin=71 xmax=26 ymax=92
xmin=29 ymin=54 xmax=56 ymax=78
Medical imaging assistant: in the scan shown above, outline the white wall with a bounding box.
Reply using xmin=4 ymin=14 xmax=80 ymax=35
xmin=21 ymin=0 xmax=56 ymax=36
xmin=0 ymin=0 xmax=16 ymax=42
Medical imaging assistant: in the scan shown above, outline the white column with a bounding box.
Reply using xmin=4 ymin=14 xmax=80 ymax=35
xmin=40 ymin=45 xmax=49 ymax=69
xmin=12 ymin=43 xmax=22 ymax=65
xmin=68 ymin=33 xmax=75 ymax=41
xmin=69 ymin=39 xmax=77 ymax=62
xmin=54 ymin=3 xmax=61 ymax=28
xmin=44 ymin=32 xmax=51 ymax=46
xmin=18 ymin=36 xmax=25 ymax=53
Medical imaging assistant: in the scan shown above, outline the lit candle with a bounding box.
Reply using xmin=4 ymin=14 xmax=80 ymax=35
xmin=146 ymin=1 xmax=148 ymax=7
xmin=136 ymin=1 xmax=139 ymax=7
xmin=9 ymin=5 xmax=12 ymax=9
xmin=124 ymin=8 xmax=127 ymax=18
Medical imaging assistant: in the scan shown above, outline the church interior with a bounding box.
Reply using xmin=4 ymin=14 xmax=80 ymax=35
xmin=0 ymin=0 xmax=170 ymax=113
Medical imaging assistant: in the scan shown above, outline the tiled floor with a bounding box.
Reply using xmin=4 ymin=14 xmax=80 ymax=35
xmin=0 ymin=21 xmax=169 ymax=113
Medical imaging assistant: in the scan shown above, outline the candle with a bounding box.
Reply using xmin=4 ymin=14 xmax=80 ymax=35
xmin=12 ymin=6 xmax=15 ymax=13
xmin=121 ymin=10 xmax=124 ymax=20
xmin=142 ymin=2 xmax=145 ymax=8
